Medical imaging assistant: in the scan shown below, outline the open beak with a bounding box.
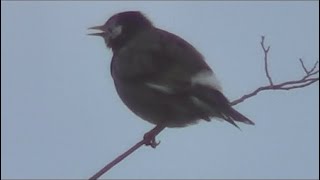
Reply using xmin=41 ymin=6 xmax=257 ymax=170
xmin=87 ymin=25 xmax=105 ymax=36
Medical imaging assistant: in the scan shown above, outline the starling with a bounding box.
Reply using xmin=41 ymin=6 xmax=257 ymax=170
xmin=88 ymin=11 xmax=254 ymax=144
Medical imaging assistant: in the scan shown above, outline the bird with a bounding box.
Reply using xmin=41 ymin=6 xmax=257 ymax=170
xmin=88 ymin=11 xmax=254 ymax=146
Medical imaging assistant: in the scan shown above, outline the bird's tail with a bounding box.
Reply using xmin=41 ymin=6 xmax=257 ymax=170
xmin=222 ymin=107 xmax=254 ymax=129
xmin=191 ymin=85 xmax=255 ymax=129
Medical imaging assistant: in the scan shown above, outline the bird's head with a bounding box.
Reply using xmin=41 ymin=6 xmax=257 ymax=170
xmin=88 ymin=11 xmax=153 ymax=51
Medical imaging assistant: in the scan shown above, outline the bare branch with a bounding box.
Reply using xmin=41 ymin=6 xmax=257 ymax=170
xmin=89 ymin=125 xmax=165 ymax=180
xmin=231 ymin=77 xmax=318 ymax=106
xmin=280 ymin=78 xmax=316 ymax=87
xmin=310 ymin=61 xmax=319 ymax=74
xmin=299 ymin=58 xmax=319 ymax=76
xmin=89 ymin=140 xmax=145 ymax=180
xmin=230 ymin=86 xmax=267 ymax=106
xmin=309 ymin=70 xmax=319 ymax=77
xmin=231 ymin=37 xmax=318 ymax=106
xmin=299 ymin=58 xmax=309 ymax=74
xmin=261 ymin=36 xmax=273 ymax=86
xmin=279 ymin=80 xmax=318 ymax=90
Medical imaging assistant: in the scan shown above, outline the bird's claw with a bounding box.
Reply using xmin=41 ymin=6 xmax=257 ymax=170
xmin=143 ymin=132 xmax=161 ymax=148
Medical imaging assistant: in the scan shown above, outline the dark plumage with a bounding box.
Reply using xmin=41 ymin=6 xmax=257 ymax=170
xmin=89 ymin=11 xmax=254 ymax=128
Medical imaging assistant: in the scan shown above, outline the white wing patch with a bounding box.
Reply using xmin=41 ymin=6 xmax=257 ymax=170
xmin=191 ymin=70 xmax=222 ymax=91
xmin=145 ymin=83 xmax=173 ymax=94
xmin=190 ymin=96 xmax=211 ymax=110
xmin=190 ymin=96 xmax=223 ymax=122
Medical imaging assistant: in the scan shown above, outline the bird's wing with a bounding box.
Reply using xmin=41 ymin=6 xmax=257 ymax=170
xmin=147 ymin=28 xmax=222 ymax=93
xmin=144 ymin=29 xmax=254 ymax=127
xmin=111 ymin=28 xmax=221 ymax=93
xmin=112 ymin=28 xmax=254 ymax=127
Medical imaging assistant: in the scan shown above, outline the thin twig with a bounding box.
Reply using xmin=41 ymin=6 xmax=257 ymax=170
xmin=279 ymin=80 xmax=318 ymax=90
xmin=231 ymin=37 xmax=319 ymax=106
xmin=89 ymin=140 xmax=145 ymax=180
xmin=261 ymin=36 xmax=273 ymax=86
xmin=299 ymin=58 xmax=309 ymax=74
xmin=309 ymin=61 xmax=319 ymax=74
xmin=89 ymin=125 xmax=165 ymax=180
xmin=299 ymin=58 xmax=319 ymax=75
xmin=230 ymin=77 xmax=318 ymax=106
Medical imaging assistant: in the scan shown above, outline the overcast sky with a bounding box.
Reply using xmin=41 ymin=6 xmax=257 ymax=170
xmin=2 ymin=1 xmax=319 ymax=179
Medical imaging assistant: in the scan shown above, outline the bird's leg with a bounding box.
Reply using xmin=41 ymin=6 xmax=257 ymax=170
xmin=143 ymin=125 xmax=165 ymax=148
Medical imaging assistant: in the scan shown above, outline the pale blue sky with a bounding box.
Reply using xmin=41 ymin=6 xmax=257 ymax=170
xmin=1 ymin=1 xmax=319 ymax=179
